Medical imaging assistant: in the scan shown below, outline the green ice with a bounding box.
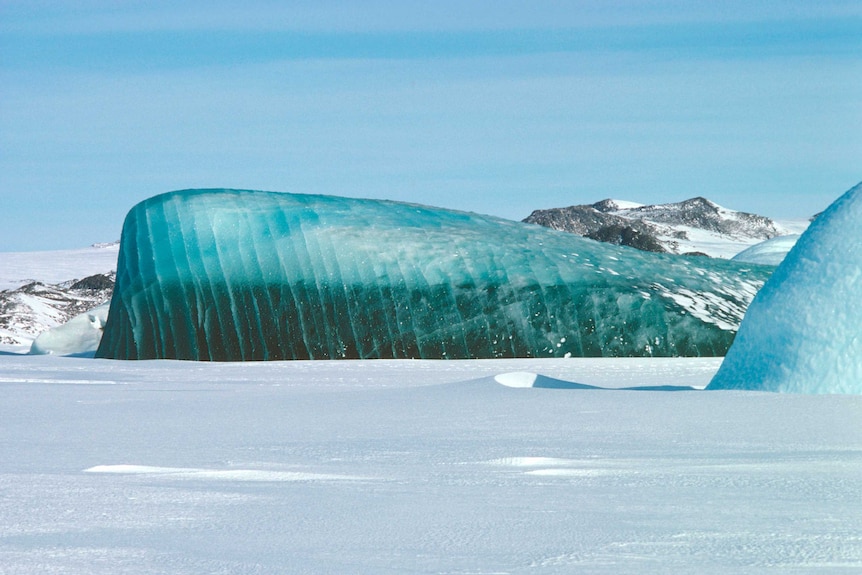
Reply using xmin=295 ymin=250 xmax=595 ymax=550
xmin=97 ymin=189 xmax=773 ymax=361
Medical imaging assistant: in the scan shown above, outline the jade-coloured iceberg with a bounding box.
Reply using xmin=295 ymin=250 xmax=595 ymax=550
xmin=96 ymin=189 xmax=773 ymax=361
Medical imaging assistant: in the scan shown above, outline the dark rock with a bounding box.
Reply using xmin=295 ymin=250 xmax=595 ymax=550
xmin=585 ymin=225 xmax=666 ymax=253
xmin=524 ymin=196 xmax=785 ymax=255
xmin=70 ymin=273 xmax=115 ymax=292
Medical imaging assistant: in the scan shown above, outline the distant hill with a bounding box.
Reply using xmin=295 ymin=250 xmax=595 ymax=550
xmin=524 ymin=197 xmax=808 ymax=258
xmin=0 ymin=244 xmax=118 ymax=347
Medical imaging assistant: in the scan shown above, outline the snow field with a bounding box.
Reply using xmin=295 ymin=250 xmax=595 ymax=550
xmin=1 ymin=355 xmax=860 ymax=573
xmin=0 ymin=244 xmax=118 ymax=291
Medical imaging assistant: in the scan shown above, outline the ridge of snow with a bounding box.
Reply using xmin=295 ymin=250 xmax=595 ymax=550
xmin=601 ymin=199 xmax=645 ymax=211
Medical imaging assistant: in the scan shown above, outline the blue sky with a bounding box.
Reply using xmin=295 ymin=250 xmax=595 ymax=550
xmin=1 ymin=1 xmax=860 ymax=251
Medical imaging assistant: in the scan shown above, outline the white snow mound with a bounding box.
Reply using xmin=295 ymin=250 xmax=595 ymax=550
xmin=494 ymin=372 xmax=540 ymax=387
xmin=29 ymin=302 xmax=110 ymax=357
xmin=493 ymin=372 xmax=593 ymax=389
xmin=708 ymin=182 xmax=862 ymax=394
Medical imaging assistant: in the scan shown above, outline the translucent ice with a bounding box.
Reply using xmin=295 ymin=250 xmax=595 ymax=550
xmin=731 ymin=234 xmax=800 ymax=266
xmin=708 ymin=182 xmax=862 ymax=394
xmin=96 ymin=189 xmax=773 ymax=361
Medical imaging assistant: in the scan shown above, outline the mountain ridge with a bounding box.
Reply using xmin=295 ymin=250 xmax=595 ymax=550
xmin=0 ymin=273 xmax=115 ymax=347
xmin=524 ymin=197 xmax=807 ymax=258
xmin=0 ymin=242 xmax=119 ymax=348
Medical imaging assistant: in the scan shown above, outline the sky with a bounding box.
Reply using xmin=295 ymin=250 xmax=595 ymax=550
xmin=1 ymin=1 xmax=860 ymax=251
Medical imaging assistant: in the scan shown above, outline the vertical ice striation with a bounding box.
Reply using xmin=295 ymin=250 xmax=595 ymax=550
xmin=709 ymin=182 xmax=862 ymax=394
xmin=96 ymin=189 xmax=773 ymax=361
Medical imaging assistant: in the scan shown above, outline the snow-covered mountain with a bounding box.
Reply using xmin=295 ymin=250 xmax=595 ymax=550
xmin=524 ymin=197 xmax=809 ymax=258
xmin=0 ymin=244 xmax=118 ymax=348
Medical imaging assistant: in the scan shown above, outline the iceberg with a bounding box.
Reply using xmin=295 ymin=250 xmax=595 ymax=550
xmin=96 ymin=189 xmax=773 ymax=361
xmin=731 ymin=234 xmax=800 ymax=266
xmin=30 ymin=302 xmax=110 ymax=357
xmin=708 ymin=182 xmax=862 ymax=394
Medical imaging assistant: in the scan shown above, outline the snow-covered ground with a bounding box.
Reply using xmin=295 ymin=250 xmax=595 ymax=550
xmin=654 ymin=225 xmax=801 ymax=260
xmin=0 ymin=243 xmax=119 ymax=291
xmin=2 ymin=219 xmax=859 ymax=571
xmin=1 ymin=355 xmax=860 ymax=573
xmin=650 ymin=218 xmax=809 ymax=260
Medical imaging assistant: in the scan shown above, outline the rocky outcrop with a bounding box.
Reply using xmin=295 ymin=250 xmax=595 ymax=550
xmin=524 ymin=197 xmax=792 ymax=257
xmin=0 ymin=273 xmax=114 ymax=346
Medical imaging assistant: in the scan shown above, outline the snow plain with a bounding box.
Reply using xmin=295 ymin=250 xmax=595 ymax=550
xmin=2 ymin=229 xmax=859 ymax=572
xmin=0 ymin=243 xmax=119 ymax=291
xmin=1 ymin=354 xmax=861 ymax=574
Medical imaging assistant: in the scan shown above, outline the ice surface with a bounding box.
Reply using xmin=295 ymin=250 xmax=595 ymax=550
xmin=97 ymin=189 xmax=773 ymax=361
xmin=709 ymin=182 xmax=862 ymax=394
xmin=731 ymin=234 xmax=800 ymax=265
xmin=29 ymin=302 xmax=109 ymax=357
xmin=1 ymin=355 xmax=861 ymax=573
